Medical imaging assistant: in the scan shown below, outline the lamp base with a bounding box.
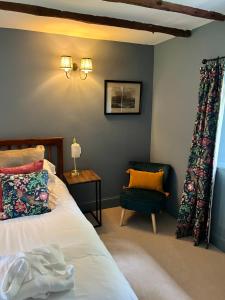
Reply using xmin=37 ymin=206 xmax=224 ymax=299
xmin=71 ymin=169 xmax=79 ymax=176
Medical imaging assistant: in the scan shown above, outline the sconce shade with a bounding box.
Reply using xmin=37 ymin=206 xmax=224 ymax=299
xmin=80 ymin=58 xmax=93 ymax=74
xmin=60 ymin=56 xmax=73 ymax=72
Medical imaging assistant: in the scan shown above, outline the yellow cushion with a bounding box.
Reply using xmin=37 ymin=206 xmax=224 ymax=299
xmin=127 ymin=169 xmax=165 ymax=194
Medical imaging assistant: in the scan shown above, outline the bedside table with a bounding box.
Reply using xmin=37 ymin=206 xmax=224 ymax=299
xmin=63 ymin=169 xmax=102 ymax=227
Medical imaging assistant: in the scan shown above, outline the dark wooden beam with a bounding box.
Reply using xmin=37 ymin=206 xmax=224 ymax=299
xmin=103 ymin=0 xmax=225 ymax=21
xmin=0 ymin=1 xmax=191 ymax=37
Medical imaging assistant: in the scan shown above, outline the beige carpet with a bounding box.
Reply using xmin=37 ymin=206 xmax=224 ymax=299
xmin=96 ymin=207 xmax=225 ymax=300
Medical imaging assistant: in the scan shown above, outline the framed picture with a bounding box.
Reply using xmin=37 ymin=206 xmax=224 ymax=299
xmin=104 ymin=80 xmax=142 ymax=115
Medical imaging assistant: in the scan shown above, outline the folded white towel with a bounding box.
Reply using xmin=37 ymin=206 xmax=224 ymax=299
xmin=0 ymin=245 xmax=74 ymax=300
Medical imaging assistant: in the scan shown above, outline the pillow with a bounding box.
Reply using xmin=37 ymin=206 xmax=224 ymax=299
xmin=0 ymin=160 xmax=44 ymax=175
xmin=0 ymin=170 xmax=50 ymax=220
xmin=43 ymin=159 xmax=56 ymax=175
xmin=0 ymin=160 xmax=44 ymax=212
xmin=43 ymin=160 xmax=57 ymax=208
xmin=0 ymin=145 xmax=45 ymax=168
xmin=127 ymin=169 xmax=165 ymax=194
xmin=43 ymin=159 xmax=56 ymax=183
xmin=48 ymin=188 xmax=57 ymax=210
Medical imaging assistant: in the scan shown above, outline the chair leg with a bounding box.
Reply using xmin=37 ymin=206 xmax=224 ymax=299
xmin=151 ymin=213 xmax=157 ymax=234
xmin=120 ymin=208 xmax=126 ymax=226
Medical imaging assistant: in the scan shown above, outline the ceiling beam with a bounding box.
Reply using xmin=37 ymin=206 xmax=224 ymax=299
xmin=103 ymin=0 xmax=225 ymax=21
xmin=0 ymin=1 xmax=191 ymax=37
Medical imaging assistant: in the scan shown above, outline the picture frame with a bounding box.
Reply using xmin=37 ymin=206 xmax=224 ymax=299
xmin=104 ymin=80 xmax=142 ymax=115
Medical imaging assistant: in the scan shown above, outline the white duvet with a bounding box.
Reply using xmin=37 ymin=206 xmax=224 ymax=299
xmin=0 ymin=176 xmax=137 ymax=300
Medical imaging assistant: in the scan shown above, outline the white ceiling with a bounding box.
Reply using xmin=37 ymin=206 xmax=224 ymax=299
xmin=0 ymin=0 xmax=225 ymax=45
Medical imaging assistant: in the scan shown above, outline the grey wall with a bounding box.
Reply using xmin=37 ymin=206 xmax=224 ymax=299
xmin=152 ymin=21 xmax=225 ymax=216
xmin=152 ymin=21 xmax=225 ymax=250
xmin=0 ymin=28 xmax=153 ymax=208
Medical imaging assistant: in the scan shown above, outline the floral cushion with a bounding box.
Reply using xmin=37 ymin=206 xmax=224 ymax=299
xmin=0 ymin=170 xmax=50 ymax=220
xmin=0 ymin=160 xmax=44 ymax=212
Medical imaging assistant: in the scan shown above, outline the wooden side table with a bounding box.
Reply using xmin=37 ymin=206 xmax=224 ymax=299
xmin=63 ymin=169 xmax=102 ymax=227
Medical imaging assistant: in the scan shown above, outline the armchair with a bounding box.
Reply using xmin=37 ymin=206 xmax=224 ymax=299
xmin=120 ymin=161 xmax=171 ymax=233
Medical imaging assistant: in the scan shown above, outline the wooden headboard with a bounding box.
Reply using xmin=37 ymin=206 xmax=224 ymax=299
xmin=0 ymin=137 xmax=64 ymax=178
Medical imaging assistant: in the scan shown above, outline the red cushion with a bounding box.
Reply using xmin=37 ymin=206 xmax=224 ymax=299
xmin=0 ymin=160 xmax=44 ymax=212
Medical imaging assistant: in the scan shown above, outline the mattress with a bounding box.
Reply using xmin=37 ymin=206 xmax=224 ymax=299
xmin=0 ymin=175 xmax=137 ymax=300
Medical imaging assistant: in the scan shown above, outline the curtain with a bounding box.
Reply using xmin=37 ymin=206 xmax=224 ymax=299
xmin=176 ymin=60 xmax=225 ymax=246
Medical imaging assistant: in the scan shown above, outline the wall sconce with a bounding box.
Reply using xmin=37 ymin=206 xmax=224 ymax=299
xmin=60 ymin=56 xmax=93 ymax=80
xmin=80 ymin=58 xmax=93 ymax=80
xmin=60 ymin=56 xmax=73 ymax=79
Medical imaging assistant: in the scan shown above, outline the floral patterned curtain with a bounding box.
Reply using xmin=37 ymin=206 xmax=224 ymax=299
xmin=176 ymin=60 xmax=225 ymax=246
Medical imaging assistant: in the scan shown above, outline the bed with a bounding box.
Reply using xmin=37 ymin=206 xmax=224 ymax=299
xmin=0 ymin=137 xmax=137 ymax=300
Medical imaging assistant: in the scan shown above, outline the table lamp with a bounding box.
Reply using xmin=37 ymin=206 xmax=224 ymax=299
xmin=71 ymin=137 xmax=81 ymax=176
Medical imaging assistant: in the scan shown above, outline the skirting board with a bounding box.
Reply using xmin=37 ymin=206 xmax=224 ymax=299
xmin=211 ymin=232 xmax=225 ymax=252
xmin=79 ymin=195 xmax=120 ymax=212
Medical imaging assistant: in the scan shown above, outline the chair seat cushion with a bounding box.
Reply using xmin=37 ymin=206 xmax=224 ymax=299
xmin=120 ymin=188 xmax=166 ymax=214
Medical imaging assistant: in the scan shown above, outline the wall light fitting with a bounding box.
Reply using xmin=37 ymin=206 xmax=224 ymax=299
xmin=80 ymin=58 xmax=93 ymax=80
xmin=60 ymin=56 xmax=93 ymax=80
xmin=60 ymin=56 xmax=73 ymax=79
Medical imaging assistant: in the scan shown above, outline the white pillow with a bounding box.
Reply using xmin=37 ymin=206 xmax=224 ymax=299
xmin=48 ymin=188 xmax=57 ymax=210
xmin=47 ymin=168 xmax=58 ymax=210
xmin=0 ymin=145 xmax=45 ymax=167
xmin=43 ymin=159 xmax=56 ymax=184
xmin=43 ymin=159 xmax=56 ymax=175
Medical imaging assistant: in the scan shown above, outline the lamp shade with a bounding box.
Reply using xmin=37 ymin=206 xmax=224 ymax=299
xmin=60 ymin=56 xmax=73 ymax=72
xmin=80 ymin=58 xmax=93 ymax=74
xmin=71 ymin=143 xmax=81 ymax=158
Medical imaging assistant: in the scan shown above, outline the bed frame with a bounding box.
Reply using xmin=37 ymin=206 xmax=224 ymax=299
xmin=0 ymin=137 xmax=64 ymax=178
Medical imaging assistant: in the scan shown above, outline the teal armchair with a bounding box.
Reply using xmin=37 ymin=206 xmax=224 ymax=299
xmin=120 ymin=161 xmax=171 ymax=233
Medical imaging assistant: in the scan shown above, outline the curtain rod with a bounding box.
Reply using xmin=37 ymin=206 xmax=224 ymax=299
xmin=202 ymin=56 xmax=225 ymax=64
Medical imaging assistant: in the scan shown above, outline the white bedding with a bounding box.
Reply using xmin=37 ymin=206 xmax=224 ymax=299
xmin=0 ymin=176 xmax=137 ymax=300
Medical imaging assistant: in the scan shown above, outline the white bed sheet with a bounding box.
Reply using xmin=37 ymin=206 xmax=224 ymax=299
xmin=0 ymin=176 xmax=137 ymax=300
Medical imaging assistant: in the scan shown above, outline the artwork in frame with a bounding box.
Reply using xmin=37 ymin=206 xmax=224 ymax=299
xmin=104 ymin=80 xmax=142 ymax=115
